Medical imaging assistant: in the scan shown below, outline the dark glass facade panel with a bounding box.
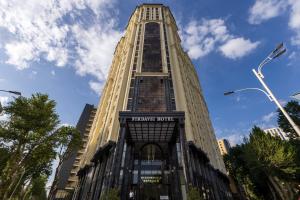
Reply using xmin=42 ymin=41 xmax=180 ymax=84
xmin=141 ymin=144 xmax=163 ymax=160
xmin=136 ymin=77 xmax=166 ymax=112
xmin=142 ymin=22 xmax=162 ymax=72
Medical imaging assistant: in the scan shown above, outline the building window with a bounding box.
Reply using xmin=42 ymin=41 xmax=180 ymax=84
xmin=142 ymin=22 xmax=162 ymax=72
xmin=136 ymin=77 xmax=166 ymax=112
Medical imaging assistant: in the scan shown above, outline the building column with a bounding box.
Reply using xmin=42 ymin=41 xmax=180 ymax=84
xmin=100 ymin=146 xmax=116 ymax=197
xmin=168 ymin=141 xmax=181 ymax=200
xmin=178 ymin=118 xmax=193 ymax=185
xmin=110 ymin=119 xmax=127 ymax=188
xmin=121 ymin=143 xmax=133 ymax=200
xmin=81 ymin=165 xmax=95 ymax=200
xmin=88 ymin=160 xmax=101 ymax=199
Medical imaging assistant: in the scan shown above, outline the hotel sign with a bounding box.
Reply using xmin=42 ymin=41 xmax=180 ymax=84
xmin=141 ymin=176 xmax=162 ymax=183
xmin=131 ymin=116 xmax=174 ymax=122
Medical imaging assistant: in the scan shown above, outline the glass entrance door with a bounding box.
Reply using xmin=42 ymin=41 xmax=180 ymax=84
xmin=140 ymin=184 xmax=160 ymax=200
xmin=132 ymin=144 xmax=170 ymax=200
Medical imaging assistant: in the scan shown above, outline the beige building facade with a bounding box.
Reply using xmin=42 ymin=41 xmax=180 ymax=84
xmin=82 ymin=3 xmax=225 ymax=173
xmin=73 ymin=4 xmax=231 ymax=200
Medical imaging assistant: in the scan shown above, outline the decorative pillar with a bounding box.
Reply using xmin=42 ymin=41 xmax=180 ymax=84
xmin=178 ymin=117 xmax=193 ymax=185
xmin=110 ymin=118 xmax=127 ymax=187
xmin=169 ymin=141 xmax=181 ymax=200
xmin=121 ymin=143 xmax=133 ymax=200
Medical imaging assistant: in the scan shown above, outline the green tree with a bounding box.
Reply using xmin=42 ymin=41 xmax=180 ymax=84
xmin=246 ymin=127 xmax=299 ymax=179
xmin=224 ymin=127 xmax=299 ymax=199
xmin=245 ymin=127 xmax=299 ymax=199
xmin=277 ymin=100 xmax=300 ymax=139
xmin=0 ymin=93 xmax=81 ymax=199
xmin=187 ymin=186 xmax=202 ymax=200
xmin=22 ymin=175 xmax=47 ymax=200
xmin=100 ymin=188 xmax=119 ymax=200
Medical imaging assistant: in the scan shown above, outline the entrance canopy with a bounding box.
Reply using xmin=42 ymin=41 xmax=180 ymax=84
xmin=119 ymin=111 xmax=184 ymax=142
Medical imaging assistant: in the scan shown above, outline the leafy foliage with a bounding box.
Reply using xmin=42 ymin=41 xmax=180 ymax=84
xmin=0 ymin=93 xmax=81 ymax=199
xmin=24 ymin=175 xmax=48 ymax=200
xmin=187 ymin=186 xmax=202 ymax=200
xmin=224 ymin=126 xmax=300 ymax=200
xmin=100 ymin=188 xmax=119 ymax=200
xmin=277 ymin=100 xmax=300 ymax=139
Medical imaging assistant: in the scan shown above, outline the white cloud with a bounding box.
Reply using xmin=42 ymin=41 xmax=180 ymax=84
xmin=0 ymin=96 xmax=10 ymax=121
xmin=180 ymin=19 xmax=259 ymax=59
xmin=262 ymin=111 xmax=277 ymax=123
xmin=46 ymin=158 xmax=59 ymax=194
xmin=248 ymin=0 xmax=300 ymax=47
xmin=0 ymin=0 xmax=71 ymax=68
xmin=289 ymin=1 xmax=300 ymax=46
xmin=219 ymin=38 xmax=260 ymax=59
xmin=0 ymin=96 xmax=9 ymax=106
xmin=227 ymin=133 xmax=244 ymax=147
xmin=215 ymin=127 xmax=249 ymax=147
xmin=251 ymin=112 xmax=278 ymax=130
xmin=89 ymin=81 xmax=104 ymax=95
xmin=5 ymin=42 xmax=35 ymax=69
xmin=278 ymin=99 xmax=287 ymax=106
xmin=72 ymin=24 xmax=123 ymax=81
xmin=59 ymin=123 xmax=74 ymax=128
xmin=288 ymin=1 xmax=300 ymax=29
xmin=288 ymin=51 xmax=296 ymax=59
xmin=0 ymin=0 xmax=122 ymax=93
xmin=248 ymin=0 xmax=287 ymax=24
xmin=51 ymin=70 xmax=56 ymax=76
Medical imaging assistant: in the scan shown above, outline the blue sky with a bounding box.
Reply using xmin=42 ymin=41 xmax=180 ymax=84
xmin=0 ymin=0 xmax=300 ymax=186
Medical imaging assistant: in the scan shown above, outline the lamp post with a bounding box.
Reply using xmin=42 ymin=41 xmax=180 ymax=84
xmin=225 ymin=43 xmax=300 ymax=137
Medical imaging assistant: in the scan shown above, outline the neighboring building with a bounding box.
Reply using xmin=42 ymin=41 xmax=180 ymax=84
xmin=264 ymin=127 xmax=289 ymax=140
xmin=73 ymin=4 xmax=232 ymax=200
xmin=218 ymin=139 xmax=231 ymax=155
xmin=49 ymin=104 xmax=96 ymax=200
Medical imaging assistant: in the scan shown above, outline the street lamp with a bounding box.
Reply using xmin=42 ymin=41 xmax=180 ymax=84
xmin=225 ymin=43 xmax=300 ymax=137
xmin=0 ymin=89 xmax=22 ymax=96
xmin=257 ymin=42 xmax=286 ymax=78
xmin=0 ymin=89 xmax=21 ymax=114
xmin=224 ymin=88 xmax=273 ymax=101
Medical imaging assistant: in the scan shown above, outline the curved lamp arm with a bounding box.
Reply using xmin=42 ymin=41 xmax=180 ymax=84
xmin=257 ymin=42 xmax=286 ymax=78
xmin=224 ymin=87 xmax=273 ymax=101
xmin=0 ymin=90 xmax=22 ymax=116
xmin=0 ymin=89 xmax=21 ymax=96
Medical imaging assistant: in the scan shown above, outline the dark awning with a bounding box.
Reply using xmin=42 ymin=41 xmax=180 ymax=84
xmin=91 ymin=140 xmax=116 ymax=162
xmin=119 ymin=111 xmax=184 ymax=142
xmin=188 ymin=141 xmax=210 ymax=163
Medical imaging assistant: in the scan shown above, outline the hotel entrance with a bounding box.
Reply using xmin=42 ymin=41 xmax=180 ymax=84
xmin=116 ymin=112 xmax=186 ymax=200
xmin=139 ymin=184 xmax=169 ymax=200
xmin=132 ymin=143 xmax=170 ymax=200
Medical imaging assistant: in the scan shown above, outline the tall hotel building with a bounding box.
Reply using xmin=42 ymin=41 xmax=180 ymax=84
xmin=73 ymin=4 xmax=232 ymax=200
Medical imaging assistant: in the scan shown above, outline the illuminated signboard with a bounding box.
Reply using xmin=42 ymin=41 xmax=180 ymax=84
xmin=141 ymin=176 xmax=162 ymax=183
xmin=131 ymin=117 xmax=174 ymax=122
